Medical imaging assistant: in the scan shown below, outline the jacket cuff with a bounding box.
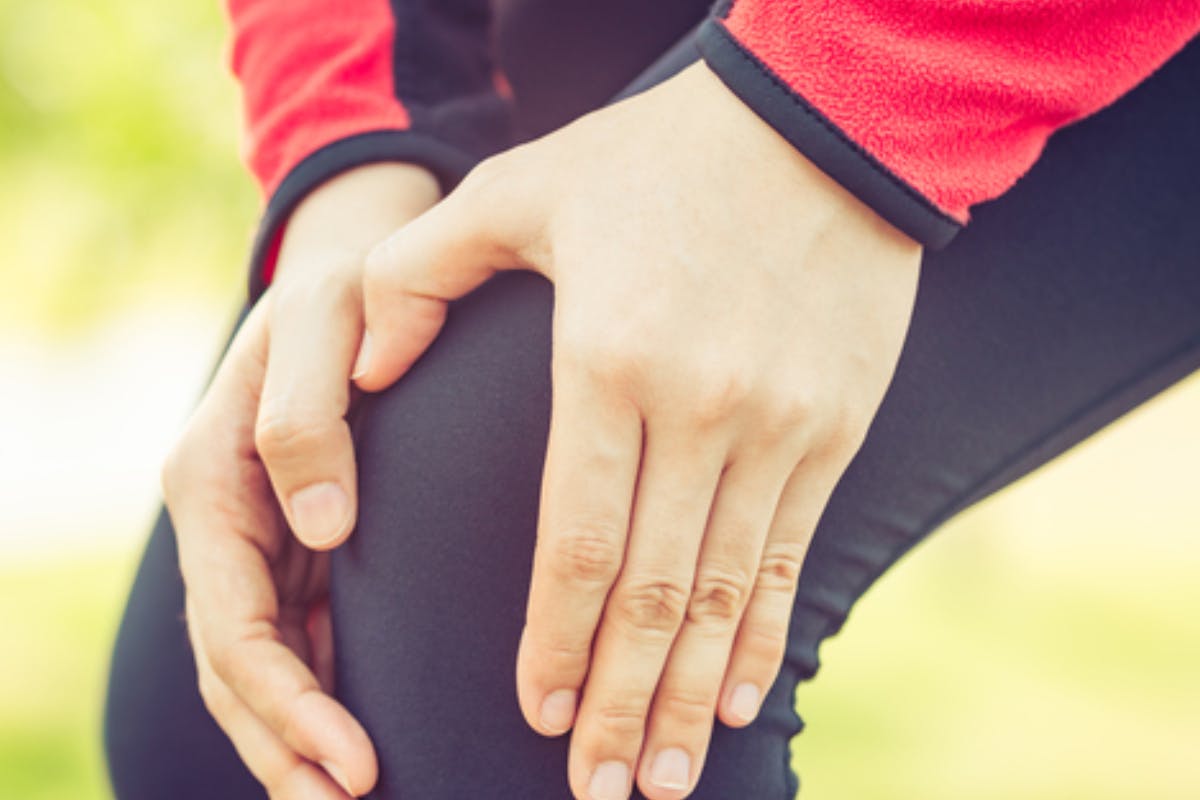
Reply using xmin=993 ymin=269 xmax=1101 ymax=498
xmin=246 ymin=128 xmax=491 ymax=302
xmin=697 ymin=19 xmax=962 ymax=250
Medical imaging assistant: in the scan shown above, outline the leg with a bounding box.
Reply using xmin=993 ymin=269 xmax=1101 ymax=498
xmin=104 ymin=511 xmax=264 ymax=799
xmin=101 ymin=5 xmax=714 ymax=796
xmin=330 ymin=38 xmax=1200 ymax=800
xmin=782 ymin=34 xmax=1200 ymax=687
xmin=104 ymin=31 xmax=1200 ymax=800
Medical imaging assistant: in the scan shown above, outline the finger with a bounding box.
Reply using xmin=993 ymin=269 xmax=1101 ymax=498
xmin=255 ymin=271 xmax=362 ymax=549
xmin=718 ymin=457 xmax=838 ymax=729
xmin=515 ymin=369 xmax=642 ymax=737
xmin=636 ymin=454 xmax=794 ymax=799
xmin=167 ymin=302 xmax=373 ymax=795
xmin=567 ymin=424 xmax=724 ymax=800
xmin=181 ymin=300 xmax=270 ymax=462
xmin=191 ymin=619 xmax=352 ymax=799
xmin=180 ymin=532 xmax=377 ymax=797
xmin=357 ymin=153 xmax=544 ymax=391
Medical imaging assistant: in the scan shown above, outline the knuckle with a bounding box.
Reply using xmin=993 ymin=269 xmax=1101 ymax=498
xmin=587 ymin=344 xmax=640 ymax=385
xmin=560 ymin=331 xmax=642 ymax=388
xmin=362 ymin=241 xmax=394 ymax=287
xmin=739 ymin=618 xmax=788 ymax=665
xmin=656 ymin=687 xmax=716 ymax=728
xmin=687 ymin=568 xmax=752 ymax=628
xmin=457 ymin=153 xmax=511 ymax=200
xmin=592 ymin=698 xmax=649 ymax=742
xmin=613 ymin=576 xmax=690 ymax=635
xmin=533 ymin=634 xmax=592 ymax=673
xmin=686 ymin=367 xmax=754 ymax=427
xmin=205 ymin=641 xmax=238 ymax=684
xmin=548 ymin=522 xmax=624 ymax=586
xmin=206 ymin=625 xmax=270 ymax=685
xmin=758 ymin=389 xmax=815 ymax=437
xmin=196 ymin=674 xmax=230 ymax=721
xmin=756 ymin=542 xmax=807 ymax=594
xmin=254 ymin=413 xmax=334 ymax=463
xmin=821 ymin=406 xmax=867 ymax=460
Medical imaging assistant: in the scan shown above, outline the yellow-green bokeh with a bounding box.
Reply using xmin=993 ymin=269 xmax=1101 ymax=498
xmin=0 ymin=0 xmax=254 ymax=336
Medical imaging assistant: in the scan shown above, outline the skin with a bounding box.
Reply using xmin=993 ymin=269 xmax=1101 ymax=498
xmin=165 ymin=62 xmax=920 ymax=800
xmin=163 ymin=162 xmax=441 ymax=799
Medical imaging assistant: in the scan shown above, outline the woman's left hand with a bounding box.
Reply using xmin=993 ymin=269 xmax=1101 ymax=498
xmin=355 ymin=63 xmax=921 ymax=800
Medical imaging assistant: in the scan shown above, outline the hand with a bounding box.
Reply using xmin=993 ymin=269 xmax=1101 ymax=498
xmin=355 ymin=64 xmax=921 ymax=799
xmin=162 ymin=163 xmax=440 ymax=799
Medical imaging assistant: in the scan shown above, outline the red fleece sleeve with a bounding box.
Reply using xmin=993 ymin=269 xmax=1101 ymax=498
xmin=225 ymin=0 xmax=512 ymax=297
xmin=700 ymin=0 xmax=1200 ymax=247
xmin=228 ymin=0 xmax=413 ymax=198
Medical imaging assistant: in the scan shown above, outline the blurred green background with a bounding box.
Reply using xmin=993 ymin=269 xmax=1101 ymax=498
xmin=0 ymin=1 xmax=1196 ymax=798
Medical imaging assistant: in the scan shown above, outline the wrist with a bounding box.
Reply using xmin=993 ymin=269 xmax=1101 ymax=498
xmin=274 ymin=162 xmax=441 ymax=283
xmin=670 ymin=63 xmax=922 ymax=257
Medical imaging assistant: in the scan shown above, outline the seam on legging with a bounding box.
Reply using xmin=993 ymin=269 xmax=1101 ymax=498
xmin=810 ymin=331 xmax=1200 ymax=650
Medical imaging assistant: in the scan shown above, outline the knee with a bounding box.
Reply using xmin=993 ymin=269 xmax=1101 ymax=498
xmin=351 ymin=271 xmax=555 ymax=507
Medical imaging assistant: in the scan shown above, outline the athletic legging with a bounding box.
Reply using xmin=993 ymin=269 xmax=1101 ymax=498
xmin=104 ymin=31 xmax=1200 ymax=800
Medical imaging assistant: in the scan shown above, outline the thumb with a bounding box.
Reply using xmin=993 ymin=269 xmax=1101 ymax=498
xmin=355 ymin=157 xmax=544 ymax=391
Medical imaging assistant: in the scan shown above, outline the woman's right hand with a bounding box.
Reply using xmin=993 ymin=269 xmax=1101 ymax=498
xmin=161 ymin=162 xmax=440 ymax=798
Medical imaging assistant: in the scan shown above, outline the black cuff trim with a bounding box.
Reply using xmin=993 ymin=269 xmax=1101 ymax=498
xmin=246 ymin=129 xmax=481 ymax=301
xmin=697 ymin=19 xmax=962 ymax=250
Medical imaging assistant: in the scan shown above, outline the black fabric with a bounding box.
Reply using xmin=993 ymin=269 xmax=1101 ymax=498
xmin=494 ymin=0 xmax=712 ymax=138
xmin=389 ymin=0 xmax=495 ymax=107
xmin=106 ymin=26 xmax=1200 ymax=800
xmin=613 ymin=24 xmax=704 ymax=103
xmin=697 ymin=18 xmax=963 ymax=249
xmin=104 ymin=511 xmax=265 ymax=800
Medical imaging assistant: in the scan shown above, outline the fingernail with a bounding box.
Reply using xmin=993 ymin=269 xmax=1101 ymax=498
xmin=649 ymin=747 xmax=691 ymax=790
xmin=539 ymin=689 xmax=577 ymax=734
xmin=588 ymin=761 xmax=629 ymax=800
xmin=320 ymin=760 xmax=354 ymax=796
xmin=730 ymin=682 xmax=761 ymax=723
xmin=290 ymin=482 xmax=349 ymax=546
xmin=351 ymin=331 xmax=372 ymax=380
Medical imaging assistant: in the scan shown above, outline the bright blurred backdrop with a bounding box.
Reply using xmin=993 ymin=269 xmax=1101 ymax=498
xmin=0 ymin=1 xmax=1196 ymax=798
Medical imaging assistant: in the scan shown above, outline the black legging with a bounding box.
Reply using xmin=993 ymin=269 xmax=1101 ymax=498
xmin=104 ymin=33 xmax=1200 ymax=800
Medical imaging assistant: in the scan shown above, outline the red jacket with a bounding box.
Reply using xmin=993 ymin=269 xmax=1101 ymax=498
xmin=227 ymin=0 xmax=1200 ymax=291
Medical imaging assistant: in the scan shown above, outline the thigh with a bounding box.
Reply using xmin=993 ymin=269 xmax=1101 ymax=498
xmin=331 ymin=38 xmax=1200 ymax=800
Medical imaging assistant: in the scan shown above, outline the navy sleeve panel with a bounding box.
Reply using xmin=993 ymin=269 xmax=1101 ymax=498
xmin=390 ymin=0 xmax=496 ymax=106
